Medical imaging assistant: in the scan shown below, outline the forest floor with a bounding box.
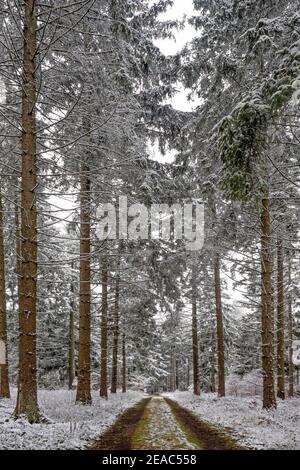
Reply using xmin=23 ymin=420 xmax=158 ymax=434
xmin=0 ymin=388 xmax=144 ymax=449
xmin=169 ymin=392 xmax=300 ymax=450
xmin=91 ymin=396 xmax=244 ymax=450
xmin=1 ymin=389 xmax=299 ymax=449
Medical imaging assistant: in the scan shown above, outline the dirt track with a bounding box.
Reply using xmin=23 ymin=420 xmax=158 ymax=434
xmin=90 ymin=396 xmax=246 ymax=451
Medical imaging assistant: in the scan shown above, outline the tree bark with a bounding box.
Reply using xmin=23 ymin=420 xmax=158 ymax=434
xmin=288 ymin=262 xmax=294 ymax=397
xmin=168 ymin=356 xmax=172 ymax=391
xmin=76 ymin=163 xmax=91 ymax=404
xmin=261 ymin=191 xmax=276 ymax=409
xmin=111 ymin=258 xmax=120 ymax=394
xmin=175 ymin=359 xmax=179 ymax=390
xmin=14 ymin=198 xmax=21 ymax=396
xmin=170 ymin=349 xmax=176 ymax=392
xmin=0 ymin=192 xmax=10 ymax=398
xmin=68 ymin=279 xmax=75 ymax=390
xmin=276 ymin=239 xmax=285 ymax=399
xmin=100 ymin=254 xmax=108 ymax=398
xmin=15 ymin=198 xmax=21 ymax=307
xmin=121 ymin=332 xmax=126 ymax=393
xmin=15 ymin=0 xmax=40 ymax=422
xmin=210 ymin=339 xmax=216 ymax=393
xmin=214 ymin=253 xmax=225 ymax=397
xmin=192 ymin=271 xmax=200 ymax=395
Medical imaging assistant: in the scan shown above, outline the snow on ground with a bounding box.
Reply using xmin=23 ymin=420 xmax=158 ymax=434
xmin=0 ymin=388 xmax=145 ymax=450
xmin=167 ymin=392 xmax=300 ymax=450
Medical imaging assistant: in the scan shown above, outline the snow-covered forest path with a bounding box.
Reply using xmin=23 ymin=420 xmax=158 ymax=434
xmin=132 ymin=397 xmax=200 ymax=450
xmin=91 ymin=397 xmax=245 ymax=451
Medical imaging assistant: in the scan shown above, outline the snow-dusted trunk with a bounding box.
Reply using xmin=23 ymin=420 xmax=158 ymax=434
xmin=100 ymin=255 xmax=108 ymax=398
xmin=15 ymin=0 xmax=40 ymax=422
xmin=210 ymin=340 xmax=216 ymax=393
xmin=175 ymin=359 xmax=179 ymax=390
xmin=261 ymin=191 xmax=276 ymax=409
xmin=111 ymin=259 xmax=120 ymax=394
xmin=76 ymin=163 xmax=92 ymax=404
xmin=192 ymin=297 xmax=200 ymax=395
xmin=288 ymin=263 xmax=294 ymax=397
xmin=121 ymin=332 xmax=126 ymax=393
xmin=214 ymin=253 xmax=225 ymax=397
xmin=15 ymin=198 xmax=21 ymax=306
xmin=0 ymin=192 xmax=10 ymax=398
xmin=169 ymin=351 xmax=176 ymax=392
xmin=14 ymin=198 xmax=21 ymax=398
xmin=68 ymin=280 xmax=75 ymax=390
xmin=276 ymin=239 xmax=285 ymax=399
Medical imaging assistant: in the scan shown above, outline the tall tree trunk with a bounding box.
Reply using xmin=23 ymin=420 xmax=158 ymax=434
xmin=192 ymin=288 xmax=200 ymax=395
xmin=169 ymin=354 xmax=174 ymax=392
xmin=261 ymin=191 xmax=276 ymax=409
xmin=121 ymin=332 xmax=126 ymax=393
xmin=111 ymin=257 xmax=120 ymax=394
xmin=15 ymin=198 xmax=21 ymax=306
xmin=171 ymin=349 xmax=176 ymax=391
xmin=100 ymin=254 xmax=108 ymax=398
xmin=186 ymin=357 xmax=190 ymax=390
xmin=276 ymin=239 xmax=285 ymax=399
xmin=0 ymin=192 xmax=10 ymax=398
xmin=175 ymin=359 xmax=179 ymax=390
xmin=210 ymin=339 xmax=216 ymax=393
xmin=214 ymin=253 xmax=225 ymax=397
xmin=288 ymin=262 xmax=294 ymax=397
xmin=68 ymin=279 xmax=75 ymax=390
xmin=15 ymin=0 xmax=40 ymax=422
xmin=14 ymin=198 xmax=21 ymax=396
xmin=76 ymin=163 xmax=91 ymax=404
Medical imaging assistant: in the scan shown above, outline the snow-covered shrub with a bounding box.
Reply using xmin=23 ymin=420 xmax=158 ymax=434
xmin=226 ymin=370 xmax=262 ymax=397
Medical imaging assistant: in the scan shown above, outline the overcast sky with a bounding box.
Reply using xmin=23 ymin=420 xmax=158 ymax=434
xmin=156 ymin=0 xmax=196 ymax=56
xmin=148 ymin=0 xmax=198 ymax=163
xmin=155 ymin=0 xmax=198 ymax=113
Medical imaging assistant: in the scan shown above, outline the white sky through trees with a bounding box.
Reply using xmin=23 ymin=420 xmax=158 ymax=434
xmin=156 ymin=0 xmax=198 ymax=112
xmin=156 ymin=0 xmax=195 ymax=57
xmin=149 ymin=0 xmax=198 ymax=163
